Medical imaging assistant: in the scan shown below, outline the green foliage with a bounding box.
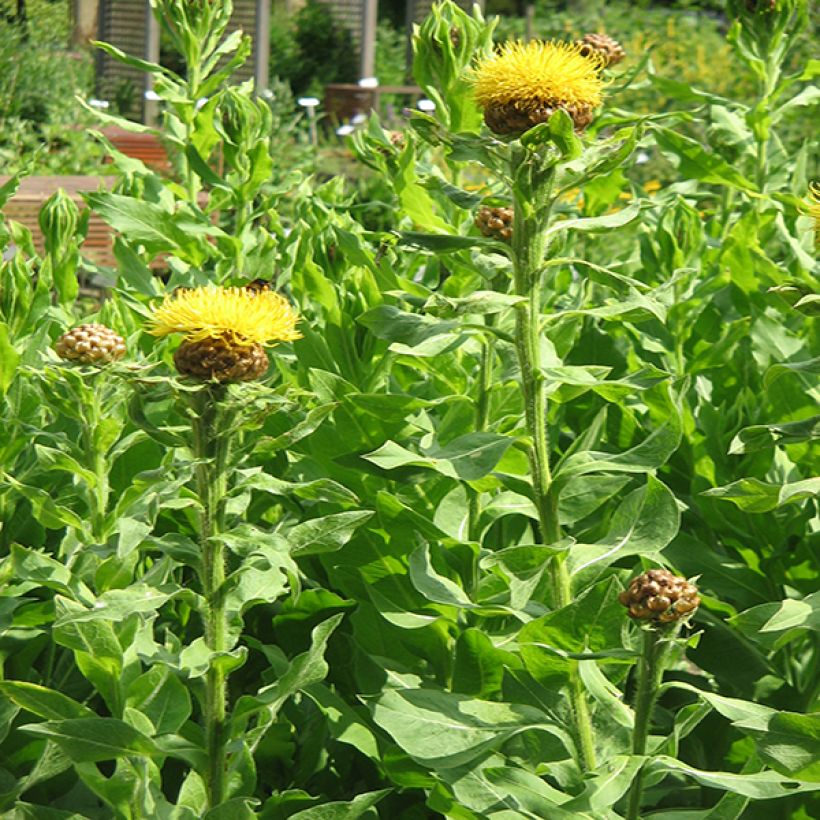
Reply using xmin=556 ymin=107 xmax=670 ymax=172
xmin=0 ymin=0 xmax=817 ymax=818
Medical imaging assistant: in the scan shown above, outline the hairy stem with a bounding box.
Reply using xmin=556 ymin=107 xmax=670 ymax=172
xmin=509 ymin=151 xmax=596 ymax=771
xmin=81 ymin=379 xmax=110 ymax=545
xmin=626 ymin=627 xmax=678 ymax=820
xmin=191 ymin=385 xmax=230 ymax=809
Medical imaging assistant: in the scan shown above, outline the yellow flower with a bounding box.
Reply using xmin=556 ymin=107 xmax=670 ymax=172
xmin=147 ymin=285 xmax=302 ymax=347
xmin=473 ymin=41 xmax=605 ymax=135
xmin=807 ymin=183 xmax=820 ymax=222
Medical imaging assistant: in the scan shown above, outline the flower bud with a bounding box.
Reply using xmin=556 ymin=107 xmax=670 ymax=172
xmin=54 ymin=324 xmax=126 ymax=365
xmin=39 ymin=189 xmax=79 ymax=255
xmin=619 ymin=569 xmax=700 ymax=624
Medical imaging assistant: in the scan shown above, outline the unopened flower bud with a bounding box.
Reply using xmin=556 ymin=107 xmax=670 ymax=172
xmin=476 ymin=206 xmax=513 ymax=242
xmin=619 ymin=569 xmax=700 ymax=624
xmin=54 ymin=323 xmax=126 ymax=364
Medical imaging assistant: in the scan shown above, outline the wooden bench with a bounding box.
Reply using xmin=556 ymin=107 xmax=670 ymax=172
xmin=1 ymin=175 xmax=118 ymax=268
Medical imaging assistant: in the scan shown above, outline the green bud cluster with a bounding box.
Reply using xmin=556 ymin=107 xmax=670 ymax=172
xmin=412 ymin=1 xmax=497 ymax=133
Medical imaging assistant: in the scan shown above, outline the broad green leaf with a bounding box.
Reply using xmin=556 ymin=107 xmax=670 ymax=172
xmin=289 ymin=790 xmax=390 ymax=819
xmin=544 ymin=201 xmax=641 ymax=242
xmin=560 ymin=755 xmax=643 ymax=813
xmin=286 ymin=511 xmax=374 ymax=556
xmin=1 ymin=473 xmax=85 ymax=530
xmin=555 ymin=406 xmax=682 ymax=486
xmin=409 ymin=543 xmax=474 ymax=608
xmin=702 ymin=477 xmax=820 ymax=512
xmin=0 ymin=682 xmax=95 ymax=720
xmin=233 ymin=614 xmax=343 ymax=724
xmin=482 ymin=767 xmax=590 ymax=819
xmin=728 ymin=415 xmax=820 ymax=453
xmin=365 ymin=433 xmax=513 ymax=482
xmin=371 ymin=687 xmax=572 ymax=768
xmin=125 ymin=666 xmax=191 ymax=735
xmin=519 ymin=577 xmax=626 ymax=684
xmin=20 ymin=718 xmax=157 ymax=762
xmin=568 ymin=476 xmax=680 ymax=578
xmin=452 ymin=628 xmax=511 ymax=699
xmin=651 ymin=755 xmax=820 ymax=798
xmin=653 ymin=127 xmax=757 ymax=191
xmin=303 ymin=683 xmax=381 ymax=762
xmin=357 ymin=304 xmax=457 ymax=346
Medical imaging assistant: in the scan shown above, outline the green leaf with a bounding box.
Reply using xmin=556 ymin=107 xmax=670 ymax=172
xmin=651 ymin=755 xmax=820 ymax=798
xmin=652 ymin=127 xmax=757 ymax=191
xmin=409 ymin=543 xmax=474 ymax=609
xmin=233 ymin=614 xmax=343 ymax=724
xmin=289 ymin=790 xmax=390 ymax=819
xmin=0 ymin=682 xmax=95 ymax=720
xmin=555 ymin=407 xmax=682 ymax=486
xmin=1 ymin=472 xmax=85 ymax=530
xmin=452 ymin=628 xmax=510 ymax=698
xmin=371 ymin=687 xmax=572 ymax=768
xmin=560 ymin=755 xmax=643 ymax=813
xmin=400 ymin=231 xmax=506 ymax=253
xmin=729 ymin=415 xmax=820 ymax=453
xmin=125 ymin=667 xmax=191 ymax=735
xmin=0 ymin=321 xmax=20 ymax=394
xmin=544 ymin=201 xmax=641 ymax=242
xmin=287 ymin=511 xmax=374 ymax=557
xmin=482 ymin=767 xmax=591 ymax=819
xmin=20 ymin=718 xmax=158 ymax=762
xmin=519 ymin=578 xmax=626 ymax=684
xmin=365 ymin=433 xmax=513 ymax=482
xmin=568 ymin=476 xmax=680 ymax=578
xmin=702 ymin=477 xmax=820 ymax=512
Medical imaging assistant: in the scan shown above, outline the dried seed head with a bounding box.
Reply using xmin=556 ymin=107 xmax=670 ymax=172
xmin=619 ymin=569 xmax=700 ymax=624
xmin=173 ymin=336 xmax=269 ymax=383
xmin=475 ymin=206 xmax=514 ymax=242
xmin=54 ymin=323 xmax=126 ymax=365
xmin=576 ymin=33 xmax=626 ymax=67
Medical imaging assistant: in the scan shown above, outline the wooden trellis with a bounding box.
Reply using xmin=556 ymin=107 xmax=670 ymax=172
xmin=95 ymin=0 xmax=271 ymax=123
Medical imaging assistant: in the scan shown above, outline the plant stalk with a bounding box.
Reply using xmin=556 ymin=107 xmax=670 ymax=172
xmin=626 ymin=626 xmax=679 ymax=820
xmin=81 ymin=379 xmax=110 ymax=544
xmin=509 ymin=152 xmax=596 ymax=771
xmin=191 ymin=385 xmax=230 ymax=809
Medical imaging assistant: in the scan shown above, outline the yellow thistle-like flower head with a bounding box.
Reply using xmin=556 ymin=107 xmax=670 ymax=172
xmin=473 ymin=40 xmax=605 ymax=135
xmin=147 ymin=285 xmax=302 ymax=347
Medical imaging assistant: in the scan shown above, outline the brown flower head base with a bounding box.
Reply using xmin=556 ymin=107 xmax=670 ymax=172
xmin=483 ymin=101 xmax=595 ymax=135
xmin=619 ymin=569 xmax=701 ymax=624
xmin=473 ymin=40 xmax=605 ymax=136
xmin=54 ymin=323 xmax=126 ymax=364
xmin=173 ymin=336 xmax=269 ymax=383
xmin=576 ymin=33 xmax=626 ymax=68
xmin=476 ymin=206 xmax=514 ymax=242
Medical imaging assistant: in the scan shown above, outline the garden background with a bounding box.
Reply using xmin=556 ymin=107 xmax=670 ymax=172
xmin=0 ymin=1 xmax=817 ymax=819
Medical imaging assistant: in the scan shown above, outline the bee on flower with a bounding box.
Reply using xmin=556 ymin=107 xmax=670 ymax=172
xmin=147 ymin=285 xmax=301 ymax=383
xmin=473 ymin=40 xmax=605 ymax=136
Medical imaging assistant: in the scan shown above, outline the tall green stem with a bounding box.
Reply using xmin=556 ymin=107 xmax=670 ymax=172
xmin=81 ymin=379 xmax=110 ymax=544
xmin=626 ymin=626 xmax=678 ymax=820
xmin=509 ymin=151 xmax=596 ymax=771
xmin=191 ymin=385 xmax=230 ymax=809
xmin=466 ymin=321 xmax=496 ymax=596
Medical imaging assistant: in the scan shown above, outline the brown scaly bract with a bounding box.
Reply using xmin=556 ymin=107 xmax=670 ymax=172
xmin=619 ymin=569 xmax=701 ymax=624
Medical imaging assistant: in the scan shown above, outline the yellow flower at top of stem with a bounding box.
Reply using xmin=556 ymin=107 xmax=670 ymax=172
xmin=146 ymin=285 xmax=302 ymax=383
xmin=473 ymin=40 xmax=605 ymax=135
xmin=147 ymin=285 xmax=302 ymax=348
